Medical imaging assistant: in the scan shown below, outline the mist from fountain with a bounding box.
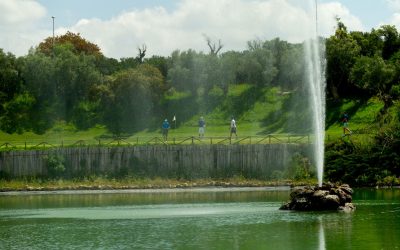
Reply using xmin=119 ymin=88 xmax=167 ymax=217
xmin=304 ymin=0 xmax=326 ymax=187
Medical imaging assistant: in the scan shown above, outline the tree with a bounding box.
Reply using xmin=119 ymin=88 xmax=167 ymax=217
xmin=136 ymin=44 xmax=147 ymax=63
xmin=144 ymin=55 xmax=170 ymax=79
xmin=0 ymin=49 xmax=23 ymax=115
xmin=99 ymin=65 xmax=164 ymax=134
xmin=204 ymin=35 xmax=223 ymax=55
xmin=51 ymin=44 xmax=101 ymax=122
xmin=21 ymin=49 xmax=57 ymax=133
xmin=236 ymin=40 xmax=278 ymax=86
xmin=167 ymin=50 xmax=197 ymax=94
xmin=326 ymin=19 xmax=361 ymax=98
xmin=37 ymin=31 xmax=102 ymax=57
xmin=350 ymin=56 xmax=396 ymax=111
xmin=377 ymin=25 xmax=400 ymax=60
xmin=350 ymin=30 xmax=383 ymax=57
xmin=0 ymin=92 xmax=35 ymax=134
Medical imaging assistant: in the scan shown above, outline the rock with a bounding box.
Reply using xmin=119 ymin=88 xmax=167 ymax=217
xmin=338 ymin=203 xmax=356 ymax=212
xmin=280 ymin=183 xmax=356 ymax=211
xmin=323 ymin=194 xmax=340 ymax=209
xmin=313 ymin=190 xmax=329 ymax=198
xmin=339 ymin=185 xmax=353 ymax=195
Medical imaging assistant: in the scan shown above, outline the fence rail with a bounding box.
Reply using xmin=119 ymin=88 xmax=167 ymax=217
xmin=0 ymin=134 xmax=311 ymax=150
xmin=0 ymin=133 xmax=369 ymax=151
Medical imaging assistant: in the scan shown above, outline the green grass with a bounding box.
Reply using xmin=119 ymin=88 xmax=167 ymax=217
xmin=325 ymin=97 xmax=383 ymax=143
xmin=0 ymin=85 xmax=386 ymax=148
xmin=0 ymin=176 xmax=317 ymax=191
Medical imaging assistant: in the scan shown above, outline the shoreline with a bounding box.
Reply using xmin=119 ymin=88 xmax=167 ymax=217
xmin=0 ymin=178 xmax=303 ymax=193
xmin=0 ymin=186 xmax=291 ymax=196
xmin=1 ymin=178 xmax=397 ymax=194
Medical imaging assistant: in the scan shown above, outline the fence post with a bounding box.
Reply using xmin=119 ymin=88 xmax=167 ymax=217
xmin=191 ymin=136 xmax=194 ymax=144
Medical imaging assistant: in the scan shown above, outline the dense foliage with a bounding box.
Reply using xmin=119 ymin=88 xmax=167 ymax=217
xmin=1 ymin=22 xmax=400 ymax=185
xmin=0 ymin=32 xmax=309 ymax=135
xmin=323 ymin=21 xmax=400 ymax=186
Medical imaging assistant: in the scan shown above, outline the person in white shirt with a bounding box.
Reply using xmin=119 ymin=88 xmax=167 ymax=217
xmin=230 ymin=117 xmax=237 ymax=139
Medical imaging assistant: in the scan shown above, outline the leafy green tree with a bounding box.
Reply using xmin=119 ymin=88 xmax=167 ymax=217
xmin=275 ymin=42 xmax=304 ymax=90
xmin=350 ymin=30 xmax=383 ymax=57
xmin=0 ymin=92 xmax=35 ymax=134
xmin=99 ymin=65 xmax=164 ymax=134
xmin=168 ymin=50 xmax=198 ymax=94
xmin=21 ymin=49 xmax=57 ymax=133
xmin=350 ymin=56 xmax=396 ymax=111
xmin=38 ymin=31 xmax=102 ymax=57
xmin=326 ymin=19 xmax=361 ymax=98
xmin=52 ymin=44 xmax=101 ymax=122
xmin=0 ymin=49 xmax=23 ymax=106
xmin=237 ymin=40 xmax=278 ymax=86
xmin=377 ymin=25 xmax=400 ymax=60
xmin=144 ymin=55 xmax=170 ymax=79
xmin=95 ymin=56 xmax=120 ymax=75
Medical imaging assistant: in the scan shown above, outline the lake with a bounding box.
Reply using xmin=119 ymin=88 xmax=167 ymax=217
xmin=0 ymin=187 xmax=399 ymax=250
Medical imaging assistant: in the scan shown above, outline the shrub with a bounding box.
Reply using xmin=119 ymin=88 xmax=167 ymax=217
xmin=285 ymin=153 xmax=315 ymax=180
xmin=45 ymin=154 xmax=65 ymax=178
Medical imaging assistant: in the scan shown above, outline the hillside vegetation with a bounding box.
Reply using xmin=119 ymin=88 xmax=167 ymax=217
xmin=1 ymin=20 xmax=400 ymax=186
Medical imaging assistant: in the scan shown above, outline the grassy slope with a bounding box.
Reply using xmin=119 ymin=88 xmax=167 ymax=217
xmin=0 ymin=84 xmax=384 ymax=146
xmin=325 ymin=97 xmax=383 ymax=144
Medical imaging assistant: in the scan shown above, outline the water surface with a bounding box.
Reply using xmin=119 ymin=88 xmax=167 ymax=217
xmin=0 ymin=187 xmax=399 ymax=249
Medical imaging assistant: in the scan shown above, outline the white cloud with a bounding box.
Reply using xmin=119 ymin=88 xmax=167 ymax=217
xmin=63 ymin=0 xmax=315 ymax=58
xmin=0 ymin=0 xmax=46 ymax=24
xmin=385 ymin=0 xmax=400 ymax=30
xmin=387 ymin=0 xmax=400 ymax=11
xmin=0 ymin=0 xmax=364 ymax=58
xmin=318 ymin=2 xmax=364 ymax=37
xmin=0 ymin=0 xmax=47 ymax=55
xmin=388 ymin=12 xmax=400 ymax=27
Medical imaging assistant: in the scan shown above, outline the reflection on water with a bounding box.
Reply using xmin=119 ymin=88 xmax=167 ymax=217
xmin=318 ymin=216 xmax=325 ymax=250
xmin=0 ymin=188 xmax=399 ymax=250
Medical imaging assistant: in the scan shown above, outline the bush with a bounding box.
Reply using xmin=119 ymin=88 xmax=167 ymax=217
xmin=285 ymin=153 xmax=315 ymax=180
xmin=45 ymin=154 xmax=65 ymax=178
xmin=377 ymin=175 xmax=400 ymax=187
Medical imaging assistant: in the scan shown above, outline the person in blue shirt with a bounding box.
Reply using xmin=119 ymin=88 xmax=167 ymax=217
xmin=162 ymin=119 xmax=170 ymax=141
xmin=342 ymin=112 xmax=352 ymax=136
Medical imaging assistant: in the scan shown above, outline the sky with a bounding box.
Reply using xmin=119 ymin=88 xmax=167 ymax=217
xmin=0 ymin=0 xmax=399 ymax=59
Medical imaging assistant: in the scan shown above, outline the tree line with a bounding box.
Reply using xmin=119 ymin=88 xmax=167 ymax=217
xmin=0 ymin=31 xmax=307 ymax=135
xmin=1 ymin=21 xmax=400 ymax=136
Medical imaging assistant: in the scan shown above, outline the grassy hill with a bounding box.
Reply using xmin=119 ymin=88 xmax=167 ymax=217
xmin=0 ymin=84 xmax=385 ymax=148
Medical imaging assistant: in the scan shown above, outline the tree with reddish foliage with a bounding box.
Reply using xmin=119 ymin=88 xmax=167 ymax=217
xmin=38 ymin=31 xmax=102 ymax=57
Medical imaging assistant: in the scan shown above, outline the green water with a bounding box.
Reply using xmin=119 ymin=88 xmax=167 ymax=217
xmin=0 ymin=187 xmax=399 ymax=250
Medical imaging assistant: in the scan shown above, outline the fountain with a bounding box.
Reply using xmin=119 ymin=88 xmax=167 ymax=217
xmin=306 ymin=0 xmax=326 ymax=188
xmin=280 ymin=1 xmax=355 ymax=211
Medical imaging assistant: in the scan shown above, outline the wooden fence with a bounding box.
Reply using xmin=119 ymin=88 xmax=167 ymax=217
xmin=0 ymin=144 xmax=313 ymax=178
